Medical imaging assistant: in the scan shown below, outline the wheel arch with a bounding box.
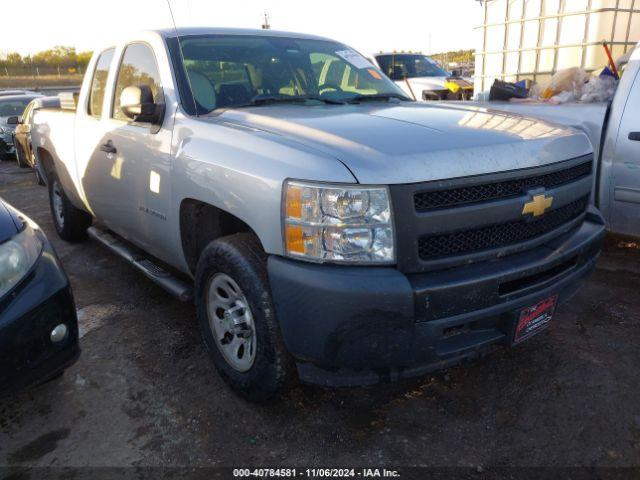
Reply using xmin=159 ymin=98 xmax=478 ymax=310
xmin=35 ymin=146 xmax=55 ymax=183
xmin=179 ymin=198 xmax=263 ymax=275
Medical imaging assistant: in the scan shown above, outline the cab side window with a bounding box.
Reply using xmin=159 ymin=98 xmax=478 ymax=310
xmin=112 ymin=43 xmax=162 ymax=121
xmin=88 ymin=49 xmax=115 ymax=118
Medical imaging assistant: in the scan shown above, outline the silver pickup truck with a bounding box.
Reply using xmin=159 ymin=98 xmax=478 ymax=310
xmin=31 ymin=27 xmax=605 ymax=400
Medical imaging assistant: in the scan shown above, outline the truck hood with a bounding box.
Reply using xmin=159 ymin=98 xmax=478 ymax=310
xmin=216 ymin=102 xmax=593 ymax=184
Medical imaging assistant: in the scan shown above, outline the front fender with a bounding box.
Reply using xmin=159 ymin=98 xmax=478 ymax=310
xmin=170 ymin=113 xmax=357 ymax=261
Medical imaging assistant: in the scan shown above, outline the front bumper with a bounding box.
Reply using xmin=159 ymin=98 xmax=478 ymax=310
xmin=0 ymin=237 xmax=80 ymax=396
xmin=268 ymin=208 xmax=605 ymax=387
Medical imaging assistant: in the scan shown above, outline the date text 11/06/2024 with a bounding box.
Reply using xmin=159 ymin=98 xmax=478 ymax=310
xmin=232 ymin=468 xmax=401 ymax=478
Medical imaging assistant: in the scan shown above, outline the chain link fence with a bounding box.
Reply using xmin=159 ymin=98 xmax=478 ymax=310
xmin=1 ymin=65 xmax=86 ymax=77
xmin=0 ymin=66 xmax=85 ymax=89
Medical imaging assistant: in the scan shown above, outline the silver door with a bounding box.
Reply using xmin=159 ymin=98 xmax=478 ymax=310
xmin=100 ymin=42 xmax=173 ymax=260
xmin=611 ymin=68 xmax=640 ymax=238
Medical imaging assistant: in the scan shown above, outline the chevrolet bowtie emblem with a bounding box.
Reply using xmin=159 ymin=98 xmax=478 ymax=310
xmin=522 ymin=194 xmax=553 ymax=217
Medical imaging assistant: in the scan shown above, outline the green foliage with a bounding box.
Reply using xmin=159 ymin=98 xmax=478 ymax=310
xmin=430 ymin=49 xmax=475 ymax=65
xmin=0 ymin=46 xmax=93 ymax=70
xmin=5 ymin=52 xmax=23 ymax=66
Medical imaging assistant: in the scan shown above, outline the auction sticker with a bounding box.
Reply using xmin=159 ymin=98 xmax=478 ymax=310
xmin=335 ymin=49 xmax=374 ymax=69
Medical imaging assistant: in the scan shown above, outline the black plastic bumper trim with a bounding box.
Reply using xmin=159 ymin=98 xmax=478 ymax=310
xmin=268 ymin=210 xmax=605 ymax=387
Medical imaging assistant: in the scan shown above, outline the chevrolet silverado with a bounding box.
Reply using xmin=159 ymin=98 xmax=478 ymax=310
xmin=31 ymin=28 xmax=605 ymax=400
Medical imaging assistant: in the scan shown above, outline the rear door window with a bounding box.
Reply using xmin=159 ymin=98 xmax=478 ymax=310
xmin=112 ymin=43 xmax=162 ymax=121
xmin=88 ymin=49 xmax=115 ymax=118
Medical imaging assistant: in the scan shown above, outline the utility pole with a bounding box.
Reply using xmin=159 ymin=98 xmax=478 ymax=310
xmin=262 ymin=12 xmax=271 ymax=30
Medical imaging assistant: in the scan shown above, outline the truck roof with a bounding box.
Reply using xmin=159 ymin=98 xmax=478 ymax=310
xmin=0 ymin=94 xmax=43 ymax=102
xmin=374 ymin=52 xmax=428 ymax=57
xmin=155 ymin=27 xmax=334 ymax=42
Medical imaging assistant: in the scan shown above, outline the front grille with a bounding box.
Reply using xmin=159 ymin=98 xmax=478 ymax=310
xmin=414 ymin=161 xmax=592 ymax=212
xmin=418 ymin=196 xmax=589 ymax=260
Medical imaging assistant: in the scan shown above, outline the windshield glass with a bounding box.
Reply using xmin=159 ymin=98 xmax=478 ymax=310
xmin=0 ymin=98 xmax=33 ymax=117
xmin=177 ymin=35 xmax=409 ymax=113
xmin=375 ymin=54 xmax=449 ymax=80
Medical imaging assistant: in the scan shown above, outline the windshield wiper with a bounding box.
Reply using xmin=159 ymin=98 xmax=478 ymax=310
xmin=247 ymin=95 xmax=345 ymax=106
xmin=300 ymin=95 xmax=346 ymax=105
xmin=346 ymin=93 xmax=412 ymax=104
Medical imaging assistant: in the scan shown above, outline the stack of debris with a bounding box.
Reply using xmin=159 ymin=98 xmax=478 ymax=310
xmin=488 ymin=42 xmax=628 ymax=104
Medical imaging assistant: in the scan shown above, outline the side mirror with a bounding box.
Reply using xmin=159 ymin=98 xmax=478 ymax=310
xmin=6 ymin=116 xmax=19 ymax=125
xmin=120 ymin=85 xmax=163 ymax=126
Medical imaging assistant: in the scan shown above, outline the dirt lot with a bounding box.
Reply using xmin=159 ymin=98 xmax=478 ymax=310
xmin=0 ymin=159 xmax=639 ymax=475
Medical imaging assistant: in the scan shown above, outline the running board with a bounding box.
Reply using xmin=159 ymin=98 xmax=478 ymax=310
xmin=87 ymin=226 xmax=193 ymax=302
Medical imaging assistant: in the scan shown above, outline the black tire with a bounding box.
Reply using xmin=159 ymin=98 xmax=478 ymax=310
xmin=48 ymin=171 xmax=92 ymax=241
xmin=34 ymin=166 xmax=46 ymax=186
xmin=0 ymin=150 xmax=8 ymax=162
xmin=195 ymin=233 xmax=294 ymax=401
xmin=16 ymin=146 xmax=29 ymax=168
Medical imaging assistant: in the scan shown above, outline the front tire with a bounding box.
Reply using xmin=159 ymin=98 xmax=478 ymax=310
xmin=48 ymin=172 xmax=92 ymax=241
xmin=195 ymin=233 xmax=294 ymax=401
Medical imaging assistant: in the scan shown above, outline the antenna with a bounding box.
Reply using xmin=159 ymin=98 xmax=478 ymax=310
xmin=262 ymin=12 xmax=271 ymax=30
xmin=165 ymin=0 xmax=199 ymax=116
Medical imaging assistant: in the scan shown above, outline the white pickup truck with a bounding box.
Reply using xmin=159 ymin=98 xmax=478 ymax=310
xmin=371 ymin=52 xmax=473 ymax=101
xmin=31 ymin=27 xmax=604 ymax=400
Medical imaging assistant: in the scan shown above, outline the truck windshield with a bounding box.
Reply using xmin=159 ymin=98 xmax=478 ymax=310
xmin=174 ymin=35 xmax=411 ymax=114
xmin=375 ymin=54 xmax=449 ymax=80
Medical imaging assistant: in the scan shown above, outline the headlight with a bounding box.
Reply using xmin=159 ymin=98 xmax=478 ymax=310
xmin=0 ymin=224 xmax=42 ymax=298
xmin=0 ymin=127 xmax=5 ymax=134
xmin=283 ymin=180 xmax=394 ymax=264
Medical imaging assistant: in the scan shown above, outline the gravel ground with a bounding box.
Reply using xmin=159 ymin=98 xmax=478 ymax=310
xmin=0 ymin=159 xmax=639 ymax=476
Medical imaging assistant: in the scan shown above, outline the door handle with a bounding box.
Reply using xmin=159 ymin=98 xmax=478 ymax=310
xmin=628 ymin=132 xmax=640 ymax=141
xmin=100 ymin=140 xmax=117 ymax=154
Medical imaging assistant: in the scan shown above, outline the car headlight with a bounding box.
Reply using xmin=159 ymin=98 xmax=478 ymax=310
xmin=0 ymin=127 xmax=5 ymax=134
xmin=283 ymin=180 xmax=394 ymax=264
xmin=0 ymin=224 xmax=42 ymax=298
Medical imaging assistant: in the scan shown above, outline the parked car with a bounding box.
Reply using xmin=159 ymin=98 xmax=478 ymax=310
xmin=0 ymin=198 xmax=80 ymax=396
xmin=31 ymin=28 xmax=604 ymax=400
xmin=0 ymin=94 xmax=42 ymax=161
xmin=0 ymin=89 xmax=40 ymax=97
xmin=13 ymin=96 xmax=60 ymax=185
xmin=463 ymin=42 xmax=640 ymax=239
xmin=372 ymin=52 xmax=474 ymax=100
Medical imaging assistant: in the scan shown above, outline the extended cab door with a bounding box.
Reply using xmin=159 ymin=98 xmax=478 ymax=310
xmin=74 ymin=48 xmax=121 ymax=220
xmin=98 ymin=42 xmax=174 ymax=259
xmin=610 ymin=66 xmax=640 ymax=237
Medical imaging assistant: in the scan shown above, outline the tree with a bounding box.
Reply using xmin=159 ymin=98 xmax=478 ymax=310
xmin=33 ymin=46 xmax=77 ymax=68
xmin=0 ymin=46 xmax=93 ymax=74
xmin=5 ymin=52 xmax=23 ymax=66
xmin=77 ymin=51 xmax=93 ymax=69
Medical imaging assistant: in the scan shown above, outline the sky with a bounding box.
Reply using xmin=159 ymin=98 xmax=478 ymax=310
xmin=0 ymin=0 xmax=482 ymax=57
